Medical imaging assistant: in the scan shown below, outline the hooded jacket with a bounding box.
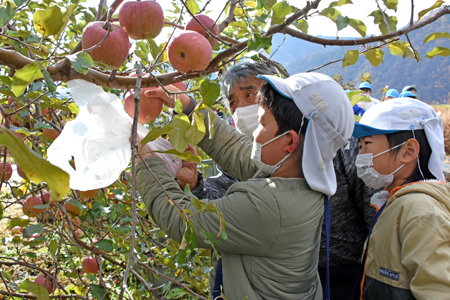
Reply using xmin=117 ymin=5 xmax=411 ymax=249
xmin=362 ymin=181 xmax=450 ymax=300
xmin=136 ymin=111 xmax=324 ymax=300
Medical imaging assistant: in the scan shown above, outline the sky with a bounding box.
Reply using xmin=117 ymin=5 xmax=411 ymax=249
xmin=83 ymin=0 xmax=449 ymax=40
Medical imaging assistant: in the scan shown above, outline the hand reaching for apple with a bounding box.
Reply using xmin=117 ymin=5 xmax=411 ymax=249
xmin=176 ymin=144 xmax=199 ymax=191
xmin=143 ymin=85 xmax=192 ymax=110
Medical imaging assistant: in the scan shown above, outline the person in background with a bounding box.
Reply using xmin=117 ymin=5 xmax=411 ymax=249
xmin=384 ymin=88 xmax=399 ymax=101
xmin=399 ymin=90 xmax=418 ymax=99
xmin=346 ymin=89 xmax=366 ymax=116
xmin=401 ymin=84 xmax=417 ymax=95
xmin=352 ymin=98 xmax=450 ymax=299
xmin=136 ymin=73 xmax=355 ymax=300
xmin=357 ymin=82 xmax=380 ymax=111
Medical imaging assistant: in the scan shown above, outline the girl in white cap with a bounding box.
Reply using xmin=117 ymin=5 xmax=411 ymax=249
xmin=352 ymin=98 xmax=450 ymax=299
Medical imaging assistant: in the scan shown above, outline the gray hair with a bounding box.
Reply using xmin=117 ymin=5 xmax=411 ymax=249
xmin=220 ymin=60 xmax=277 ymax=100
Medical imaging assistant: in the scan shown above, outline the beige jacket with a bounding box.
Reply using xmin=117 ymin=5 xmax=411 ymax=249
xmin=136 ymin=111 xmax=325 ymax=300
xmin=363 ymin=181 xmax=450 ymax=300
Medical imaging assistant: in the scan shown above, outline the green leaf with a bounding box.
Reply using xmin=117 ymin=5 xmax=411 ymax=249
xmin=7 ymin=217 xmax=30 ymax=229
xmin=96 ymin=239 xmax=115 ymax=252
xmin=68 ymin=103 xmax=79 ymax=114
xmin=337 ymin=0 xmax=352 ymax=5
xmin=12 ymin=61 xmax=43 ymax=97
xmin=90 ymin=284 xmax=110 ymax=300
xmin=426 ymin=47 xmax=450 ymax=59
xmin=154 ymin=149 xmax=201 ymax=164
xmin=423 ymin=32 xmax=450 ymax=44
xmin=200 ymin=79 xmax=220 ymax=107
xmin=23 ymin=224 xmax=44 ymax=238
xmin=56 ymin=3 xmax=77 ymax=40
xmin=185 ymin=112 xmax=206 ymax=146
xmin=0 ymin=75 xmax=13 ymax=88
xmin=256 ymin=0 xmax=265 ymax=9
xmin=186 ymin=0 xmax=200 ymax=15
xmin=319 ymin=7 xmax=340 ymax=22
xmin=294 ymin=19 xmax=308 ymax=33
xmin=19 ymin=280 xmax=49 ymax=300
xmin=389 ymin=41 xmax=409 ymax=56
xmin=418 ymin=1 xmax=444 ymax=20
xmin=26 ymin=252 xmax=38 ymax=258
xmin=141 ymin=125 xmax=174 ymax=145
xmin=0 ymin=126 xmax=70 ymax=202
xmin=270 ymin=1 xmax=291 ymax=25
xmin=33 ymin=6 xmax=64 ymax=37
xmin=247 ymin=34 xmax=272 ymax=53
xmin=364 ymin=48 xmax=384 ymax=67
xmin=336 ymin=15 xmax=349 ymax=31
xmin=41 ymin=69 xmax=57 ymax=92
xmin=49 ymin=239 xmax=58 ymax=256
xmin=208 ymin=109 xmax=216 ymax=139
xmin=342 ymin=50 xmax=359 ymax=68
xmin=168 ymin=114 xmax=191 ymax=152
xmin=383 ymin=0 xmax=398 ymax=12
xmin=348 ymin=18 xmax=367 ymax=37
xmin=166 ymin=288 xmax=188 ymax=299
xmin=0 ymin=3 xmax=16 ymax=28
xmin=264 ymin=0 xmax=276 ymax=9
xmin=67 ymin=52 xmax=93 ymax=75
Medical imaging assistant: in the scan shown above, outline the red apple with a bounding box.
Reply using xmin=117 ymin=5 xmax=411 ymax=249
xmin=76 ymin=229 xmax=83 ymax=237
xmin=64 ymin=202 xmax=82 ymax=216
xmin=118 ymin=0 xmax=164 ymax=40
xmin=124 ymin=91 xmax=163 ymax=124
xmin=34 ymin=273 xmax=53 ymax=294
xmin=82 ymin=257 xmax=99 ymax=274
xmin=41 ymin=128 xmax=60 ymax=141
xmin=65 ymin=217 xmax=81 ymax=230
xmin=0 ymin=162 xmax=12 ymax=180
xmin=22 ymin=196 xmax=45 ymax=217
xmin=82 ymin=21 xmax=131 ymax=70
xmin=168 ymin=30 xmax=212 ymax=74
xmin=185 ymin=14 xmax=219 ymax=46
xmin=172 ymin=81 xmax=187 ymax=91
xmin=92 ymin=238 xmax=99 ymax=244
xmin=17 ymin=165 xmax=28 ymax=180
xmin=11 ymin=226 xmax=22 ymax=235
xmin=30 ymin=233 xmax=41 ymax=239
xmin=41 ymin=193 xmax=51 ymax=204
xmin=79 ymin=189 xmax=99 ymax=199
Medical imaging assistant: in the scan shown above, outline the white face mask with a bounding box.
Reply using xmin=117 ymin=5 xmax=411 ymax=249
xmin=251 ymin=131 xmax=292 ymax=176
xmin=232 ymin=104 xmax=259 ymax=140
xmin=355 ymin=142 xmax=406 ymax=190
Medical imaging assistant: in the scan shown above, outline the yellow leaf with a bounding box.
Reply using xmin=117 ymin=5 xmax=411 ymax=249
xmin=33 ymin=6 xmax=64 ymax=37
xmin=0 ymin=126 xmax=70 ymax=202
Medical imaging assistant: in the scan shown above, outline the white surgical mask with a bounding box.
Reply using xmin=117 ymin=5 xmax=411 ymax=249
xmin=251 ymin=131 xmax=292 ymax=176
xmin=355 ymin=142 xmax=406 ymax=190
xmin=233 ymin=104 xmax=259 ymax=140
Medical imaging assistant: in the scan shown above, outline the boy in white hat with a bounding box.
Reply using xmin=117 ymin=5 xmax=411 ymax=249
xmin=136 ymin=73 xmax=354 ymax=300
xmin=352 ymin=98 xmax=450 ymax=299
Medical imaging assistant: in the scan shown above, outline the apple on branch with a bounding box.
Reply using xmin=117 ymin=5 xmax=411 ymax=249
xmin=118 ymin=0 xmax=164 ymax=40
xmin=35 ymin=274 xmax=53 ymax=294
xmin=0 ymin=162 xmax=13 ymax=180
xmin=186 ymin=14 xmax=219 ymax=46
xmin=82 ymin=21 xmax=131 ymax=70
xmin=168 ymin=30 xmax=212 ymax=74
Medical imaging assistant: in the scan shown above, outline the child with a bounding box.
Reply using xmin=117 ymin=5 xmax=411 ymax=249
xmin=136 ymin=73 xmax=354 ymax=300
xmin=352 ymin=98 xmax=450 ymax=299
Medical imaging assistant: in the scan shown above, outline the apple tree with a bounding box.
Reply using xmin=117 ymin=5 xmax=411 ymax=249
xmin=0 ymin=0 xmax=449 ymax=299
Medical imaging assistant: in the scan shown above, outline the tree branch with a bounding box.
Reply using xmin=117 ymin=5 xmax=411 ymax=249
xmin=218 ymin=0 xmax=237 ymax=34
xmin=280 ymin=6 xmax=450 ymax=45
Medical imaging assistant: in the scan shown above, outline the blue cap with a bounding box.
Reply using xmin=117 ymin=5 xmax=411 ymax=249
xmin=359 ymin=82 xmax=372 ymax=90
xmin=344 ymin=89 xmax=351 ymax=94
xmin=399 ymin=91 xmax=417 ymax=98
xmin=402 ymin=85 xmax=416 ymax=93
xmin=385 ymin=89 xmax=399 ymax=98
xmin=353 ymin=123 xmax=399 ymax=139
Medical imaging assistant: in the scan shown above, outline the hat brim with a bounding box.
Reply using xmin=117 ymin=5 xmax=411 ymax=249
xmin=353 ymin=122 xmax=399 ymax=139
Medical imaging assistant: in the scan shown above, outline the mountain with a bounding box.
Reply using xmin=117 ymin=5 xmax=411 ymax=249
xmin=269 ymin=13 xmax=450 ymax=104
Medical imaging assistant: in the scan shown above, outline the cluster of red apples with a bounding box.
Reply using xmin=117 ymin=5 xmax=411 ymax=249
xmin=81 ymin=0 xmax=217 ymax=74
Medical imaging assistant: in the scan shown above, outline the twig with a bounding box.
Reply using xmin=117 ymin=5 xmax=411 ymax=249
xmin=405 ymin=33 xmax=419 ymax=62
xmin=375 ymin=0 xmax=391 ymax=33
xmin=410 ymin=0 xmax=414 ymax=26
xmin=96 ymin=0 xmax=105 ymax=21
xmin=118 ymin=63 xmax=143 ymax=300
xmin=218 ymin=0 xmax=237 ymax=33
xmin=164 ymin=21 xmax=184 ymax=29
xmin=0 ymin=270 xmax=14 ymax=300
xmin=199 ymin=0 xmax=213 ymax=14
xmin=260 ymin=54 xmax=289 ymax=77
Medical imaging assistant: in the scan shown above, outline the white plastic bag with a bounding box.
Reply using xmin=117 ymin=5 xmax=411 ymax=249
xmin=48 ymin=79 xmax=182 ymax=191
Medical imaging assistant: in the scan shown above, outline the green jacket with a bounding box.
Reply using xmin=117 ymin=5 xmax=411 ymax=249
xmin=363 ymin=181 xmax=450 ymax=300
xmin=136 ymin=111 xmax=325 ymax=300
